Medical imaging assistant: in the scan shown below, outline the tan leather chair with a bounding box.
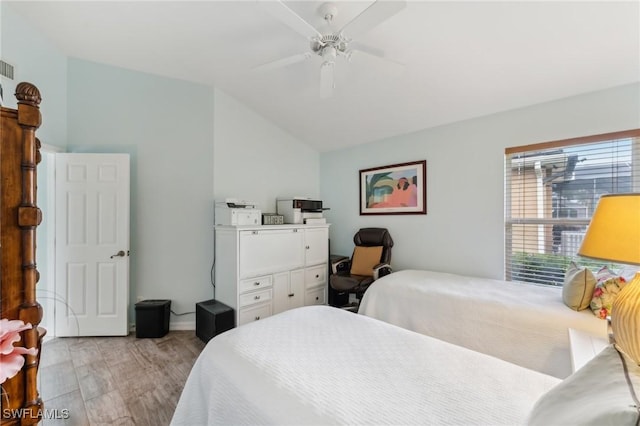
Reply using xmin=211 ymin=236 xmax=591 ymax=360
xmin=330 ymin=228 xmax=393 ymax=309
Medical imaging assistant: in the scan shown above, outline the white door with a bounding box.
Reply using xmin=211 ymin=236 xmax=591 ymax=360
xmin=55 ymin=154 xmax=130 ymax=336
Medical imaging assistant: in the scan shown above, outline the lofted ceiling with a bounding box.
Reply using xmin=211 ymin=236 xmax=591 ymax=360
xmin=5 ymin=1 xmax=640 ymax=152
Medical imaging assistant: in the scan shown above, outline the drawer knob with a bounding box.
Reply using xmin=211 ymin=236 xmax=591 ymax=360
xmin=254 ymin=295 xmax=261 ymax=300
xmin=315 ymin=274 xmax=319 ymax=278
xmin=255 ymin=316 xmax=261 ymax=321
xmin=288 ymin=293 xmax=294 ymax=298
xmin=254 ymin=282 xmax=260 ymax=286
xmin=315 ymin=296 xmax=319 ymax=301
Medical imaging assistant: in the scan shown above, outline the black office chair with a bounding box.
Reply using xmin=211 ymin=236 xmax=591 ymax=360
xmin=330 ymin=228 xmax=394 ymax=310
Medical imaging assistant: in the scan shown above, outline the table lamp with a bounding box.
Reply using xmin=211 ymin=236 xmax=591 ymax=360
xmin=578 ymin=193 xmax=640 ymax=365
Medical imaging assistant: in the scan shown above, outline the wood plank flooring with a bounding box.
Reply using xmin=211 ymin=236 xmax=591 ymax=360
xmin=38 ymin=331 xmax=205 ymax=425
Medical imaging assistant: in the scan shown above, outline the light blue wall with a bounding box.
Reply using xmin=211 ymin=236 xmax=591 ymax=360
xmin=1 ymin=2 xmax=67 ymax=147
xmin=213 ymin=88 xmax=320 ymax=213
xmin=66 ymin=59 xmax=216 ymax=328
xmin=320 ymin=83 xmax=640 ymax=280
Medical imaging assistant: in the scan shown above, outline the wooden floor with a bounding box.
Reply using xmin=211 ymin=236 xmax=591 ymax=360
xmin=38 ymin=331 xmax=205 ymax=425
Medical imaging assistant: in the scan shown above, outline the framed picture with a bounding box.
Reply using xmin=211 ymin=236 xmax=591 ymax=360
xmin=360 ymin=160 xmax=426 ymax=215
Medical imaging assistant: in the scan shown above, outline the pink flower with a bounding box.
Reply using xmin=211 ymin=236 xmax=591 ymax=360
xmin=0 ymin=319 xmax=38 ymax=384
xmin=598 ymin=308 xmax=608 ymax=320
xmin=593 ymin=287 xmax=603 ymax=297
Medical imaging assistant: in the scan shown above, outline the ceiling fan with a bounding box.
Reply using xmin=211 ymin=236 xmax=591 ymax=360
xmin=256 ymin=0 xmax=406 ymax=98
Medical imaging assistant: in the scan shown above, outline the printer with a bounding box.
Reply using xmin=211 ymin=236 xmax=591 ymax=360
xmin=276 ymin=197 xmax=329 ymax=224
xmin=215 ymin=199 xmax=261 ymax=226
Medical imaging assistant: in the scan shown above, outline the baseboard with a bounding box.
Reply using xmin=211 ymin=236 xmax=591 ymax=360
xmin=130 ymin=321 xmax=196 ymax=332
xmin=170 ymin=321 xmax=195 ymax=331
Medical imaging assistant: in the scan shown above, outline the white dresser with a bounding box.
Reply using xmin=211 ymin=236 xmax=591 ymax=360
xmin=214 ymin=224 xmax=329 ymax=326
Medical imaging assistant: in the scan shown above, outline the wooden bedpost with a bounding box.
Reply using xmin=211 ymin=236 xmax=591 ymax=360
xmin=1 ymin=82 xmax=45 ymax=425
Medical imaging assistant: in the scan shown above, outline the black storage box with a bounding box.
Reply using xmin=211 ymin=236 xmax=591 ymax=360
xmin=135 ymin=299 xmax=171 ymax=338
xmin=196 ymin=299 xmax=234 ymax=343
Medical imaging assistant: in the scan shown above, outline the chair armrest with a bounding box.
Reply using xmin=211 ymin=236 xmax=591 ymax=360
xmin=332 ymin=258 xmax=351 ymax=275
xmin=373 ymin=263 xmax=392 ymax=280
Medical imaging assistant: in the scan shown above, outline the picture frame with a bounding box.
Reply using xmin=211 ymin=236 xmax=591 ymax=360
xmin=360 ymin=160 xmax=426 ymax=215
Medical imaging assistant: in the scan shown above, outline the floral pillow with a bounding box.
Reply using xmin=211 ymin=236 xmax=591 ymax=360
xmin=589 ymin=266 xmax=627 ymax=319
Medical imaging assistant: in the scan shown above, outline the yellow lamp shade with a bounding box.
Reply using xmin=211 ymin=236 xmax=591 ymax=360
xmin=578 ymin=193 xmax=640 ymax=266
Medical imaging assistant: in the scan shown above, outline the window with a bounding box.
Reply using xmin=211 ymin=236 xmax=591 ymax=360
xmin=505 ymin=130 xmax=640 ymax=286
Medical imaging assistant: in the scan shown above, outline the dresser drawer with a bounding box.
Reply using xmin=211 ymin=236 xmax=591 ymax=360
xmin=238 ymin=303 xmax=272 ymax=326
xmin=305 ymin=265 xmax=326 ymax=289
xmin=239 ymin=288 xmax=272 ymax=308
xmin=239 ymin=275 xmax=272 ymax=293
xmin=305 ymin=287 xmax=326 ymax=306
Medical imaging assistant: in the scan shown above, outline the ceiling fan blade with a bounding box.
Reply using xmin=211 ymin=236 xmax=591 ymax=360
xmin=349 ymin=44 xmax=405 ymax=69
xmin=320 ymin=62 xmax=335 ymax=99
xmin=338 ymin=0 xmax=406 ymax=40
xmin=349 ymin=41 xmax=385 ymax=59
xmin=253 ymin=52 xmax=312 ymax=72
xmin=258 ymin=0 xmax=322 ymax=40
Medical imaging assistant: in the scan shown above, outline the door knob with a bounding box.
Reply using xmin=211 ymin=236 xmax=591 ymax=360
xmin=110 ymin=250 xmax=126 ymax=259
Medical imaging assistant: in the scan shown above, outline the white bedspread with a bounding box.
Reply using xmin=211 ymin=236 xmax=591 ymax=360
xmin=172 ymin=306 xmax=559 ymax=425
xmin=358 ymin=269 xmax=608 ymax=378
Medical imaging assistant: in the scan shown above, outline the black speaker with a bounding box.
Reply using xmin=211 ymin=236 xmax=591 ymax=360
xmin=196 ymin=299 xmax=235 ymax=343
xmin=135 ymin=299 xmax=171 ymax=338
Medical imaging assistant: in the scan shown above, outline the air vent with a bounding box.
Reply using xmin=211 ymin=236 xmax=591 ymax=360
xmin=0 ymin=60 xmax=15 ymax=80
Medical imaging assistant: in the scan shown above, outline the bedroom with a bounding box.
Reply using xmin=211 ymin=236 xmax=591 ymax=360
xmin=1 ymin=0 xmax=639 ymax=424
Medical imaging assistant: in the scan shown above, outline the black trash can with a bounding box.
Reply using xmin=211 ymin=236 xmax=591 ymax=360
xmin=135 ymin=299 xmax=171 ymax=338
xmin=196 ymin=299 xmax=235 ymax=343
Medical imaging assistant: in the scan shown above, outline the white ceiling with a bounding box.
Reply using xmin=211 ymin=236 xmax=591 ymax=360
xmin=6 ymin=1 xmax=640 ymax=152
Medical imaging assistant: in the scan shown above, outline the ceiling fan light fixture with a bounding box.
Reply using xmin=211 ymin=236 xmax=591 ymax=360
xmin=320 ymin=61 xmax=335 ymax=99
xmin=321 ymin=46 xmax=337 ymax=64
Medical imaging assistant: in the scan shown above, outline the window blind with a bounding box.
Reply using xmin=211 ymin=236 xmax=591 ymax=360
xmin=504 ymin=130 xmax=640 ymax=286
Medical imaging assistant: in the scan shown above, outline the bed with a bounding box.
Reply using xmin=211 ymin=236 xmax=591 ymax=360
xmin=358 ymin=269 xmax=608 ymax=378
xmin=172 ymin=305 xmax=559 ymax=425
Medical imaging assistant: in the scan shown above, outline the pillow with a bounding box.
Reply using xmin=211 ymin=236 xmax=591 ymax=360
xmin=350 ymin=246 xmax=383 ymax=277
xmin=528 ymin=345 xmax=640 ymax=425
xmin=562 ymin=262 xmax=596 ymax=311
xmin=590 ymin=266 xmax=627 ymax=319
